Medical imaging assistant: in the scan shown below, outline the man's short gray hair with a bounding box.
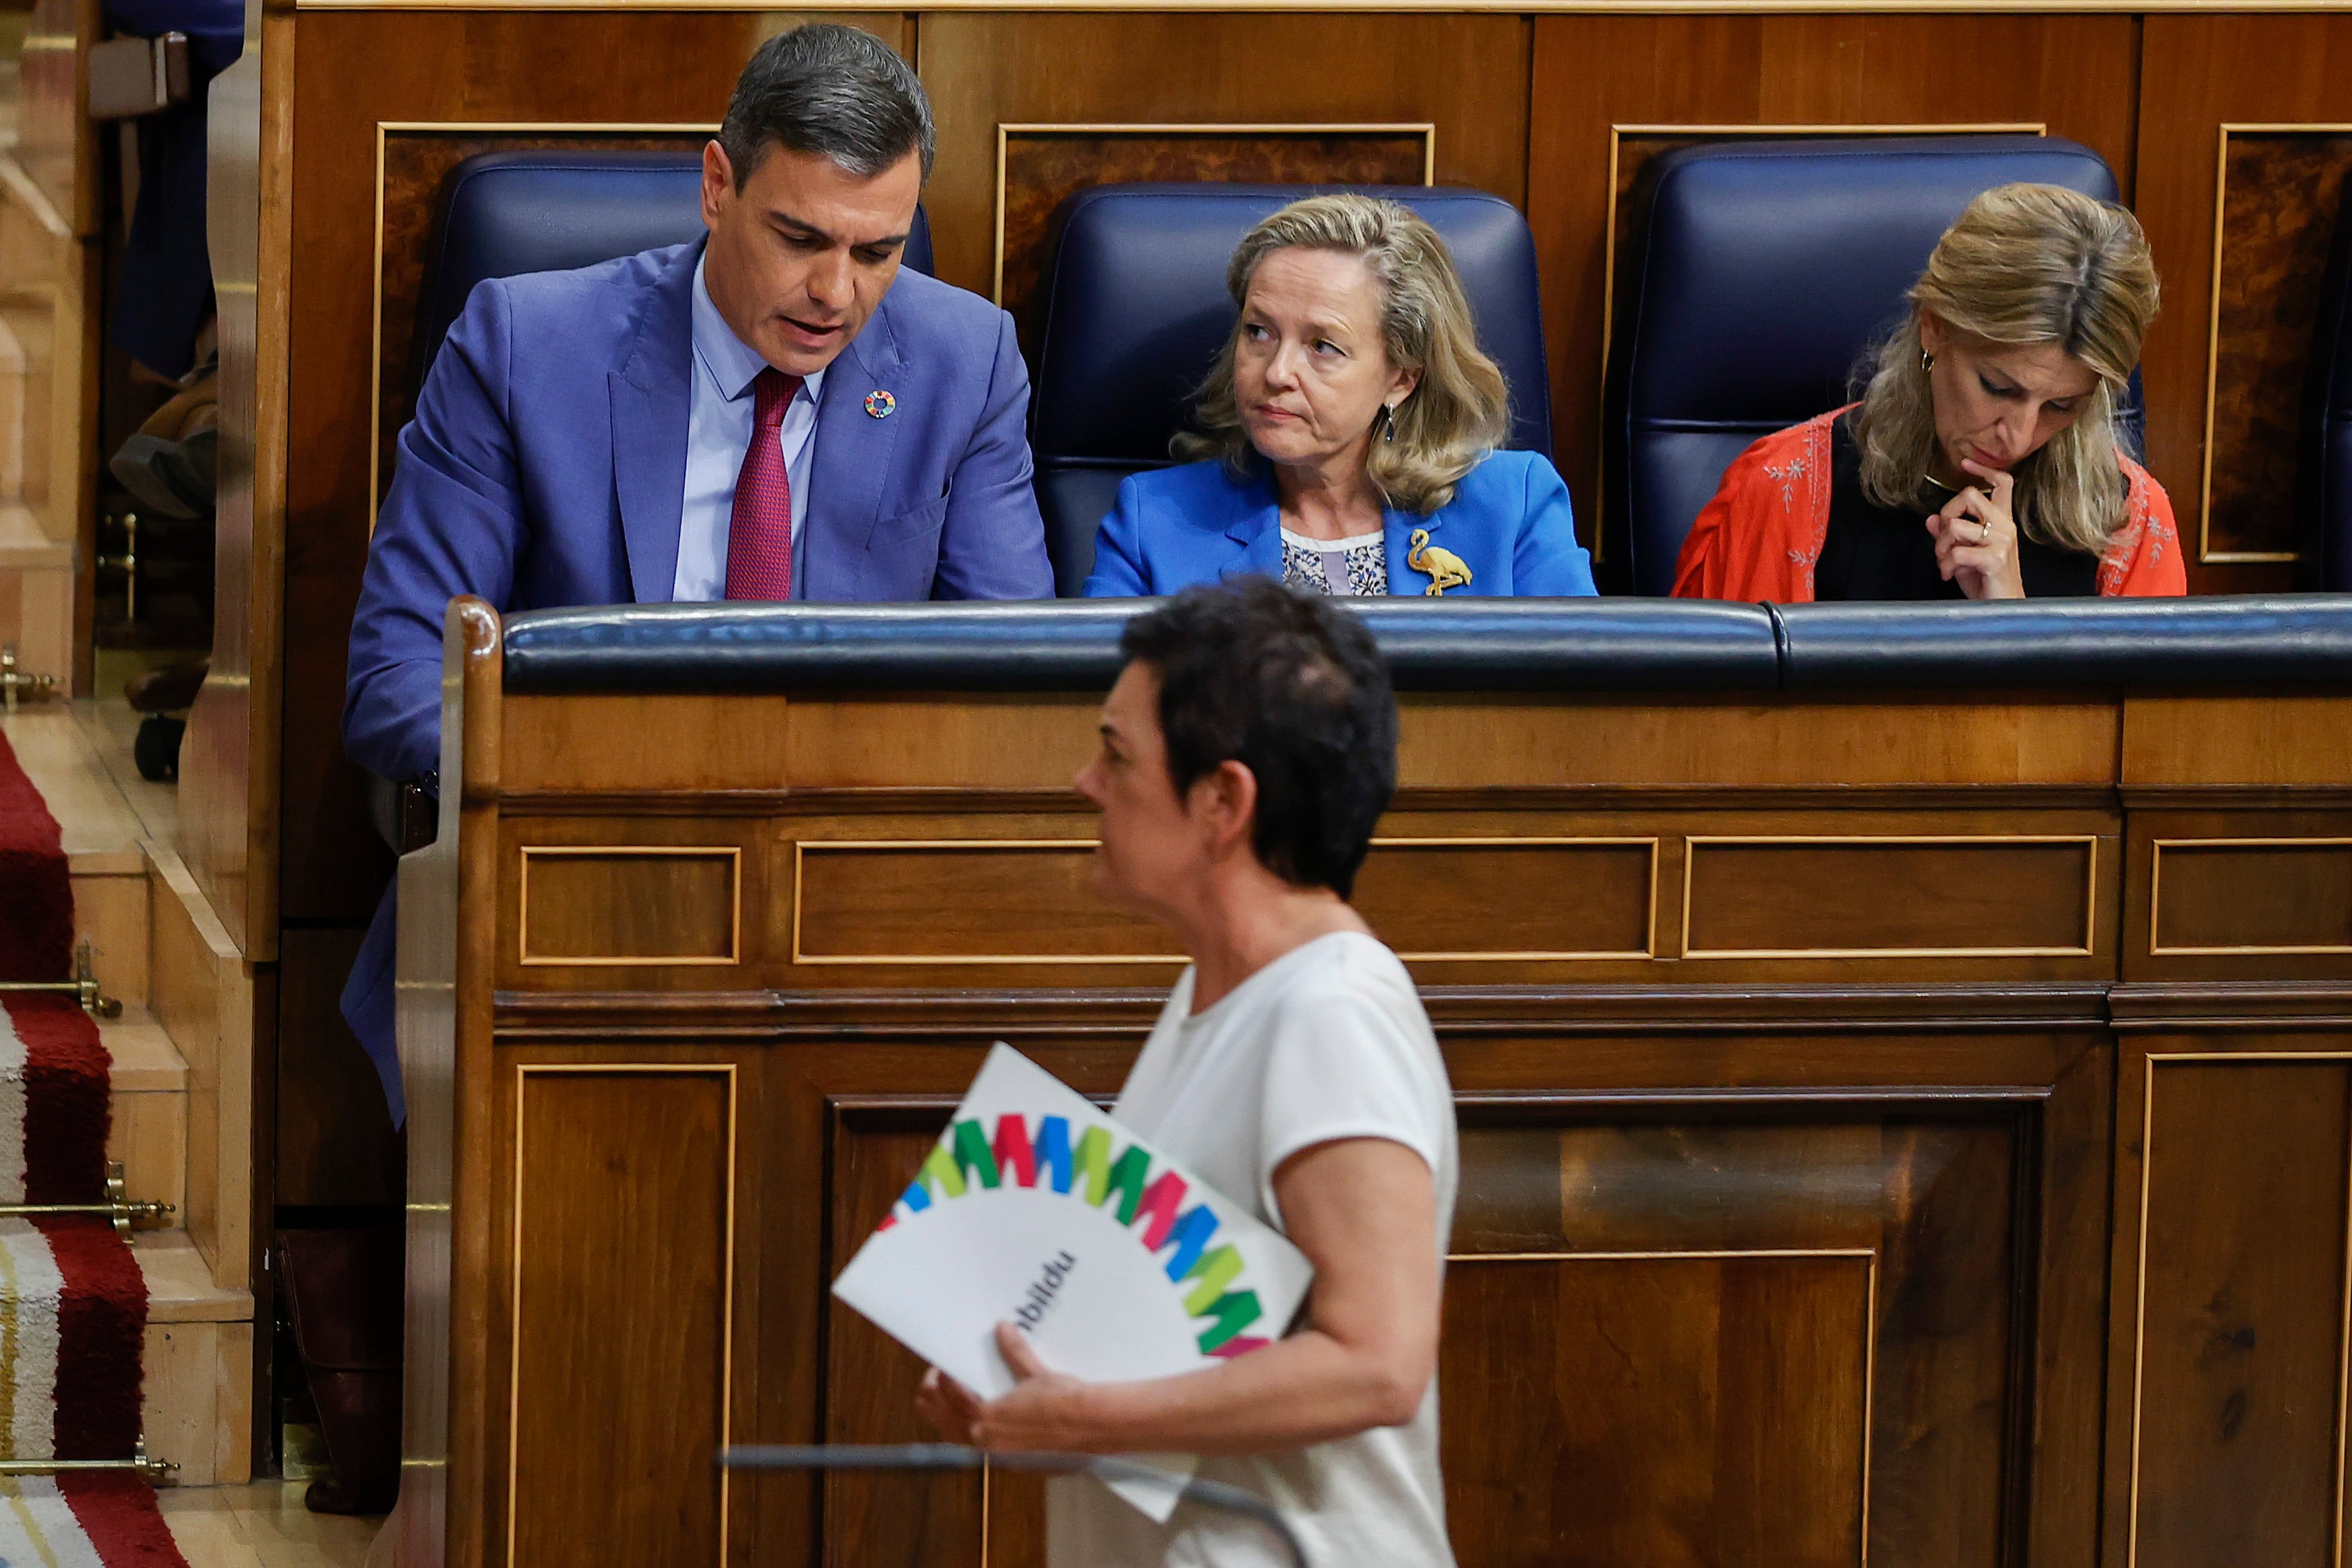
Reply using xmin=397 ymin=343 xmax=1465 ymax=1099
xmin=718 ymin=24 xmax=935 ymax=187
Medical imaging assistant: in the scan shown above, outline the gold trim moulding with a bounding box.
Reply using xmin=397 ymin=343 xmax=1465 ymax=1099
xmin=1677 ymin=833 xmax=2100 ymax=960
xmin=993 ymin=122 xmax=1435 ymax=307
xmin=2195 ymin=123 xmax=2352 ymax=567
xmin=2147 ymin=835 xmax=2352 ymax=957
xmin=515 ymin=843 xmax=744 ymax=968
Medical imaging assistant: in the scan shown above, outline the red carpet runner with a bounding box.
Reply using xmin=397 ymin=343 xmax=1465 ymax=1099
xmin=0 ymin=728 xmax=180 ymax=1564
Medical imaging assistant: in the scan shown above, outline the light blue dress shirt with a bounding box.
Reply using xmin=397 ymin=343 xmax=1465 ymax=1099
xmin=673 ymin=253 xmax=824 ymax=601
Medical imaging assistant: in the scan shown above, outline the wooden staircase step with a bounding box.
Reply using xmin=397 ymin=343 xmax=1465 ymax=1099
xmin=106 ymin=1005 xmax=185 ymax=1226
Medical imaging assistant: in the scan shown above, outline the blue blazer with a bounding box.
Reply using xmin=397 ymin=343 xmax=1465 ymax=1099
xmin=341 ymin=238 xmax=1051 ymax=1122
xmin=348 ymin=237 xmax=1051 ymax=790
xmin=1081 ymin=450 xmax=1596 ymax=598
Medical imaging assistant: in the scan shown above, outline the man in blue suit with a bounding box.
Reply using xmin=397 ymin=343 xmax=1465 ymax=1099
xmin=342 ymin=25 xmax=1051 ymax=1120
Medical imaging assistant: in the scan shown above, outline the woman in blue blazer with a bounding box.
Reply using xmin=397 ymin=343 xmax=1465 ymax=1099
xmin=1084 ymin=194 xmax=1594 ymax=599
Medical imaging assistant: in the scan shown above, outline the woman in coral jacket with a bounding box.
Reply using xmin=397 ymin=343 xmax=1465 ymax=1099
xmin=1673 ymin=182 xmax=2183 ymax=602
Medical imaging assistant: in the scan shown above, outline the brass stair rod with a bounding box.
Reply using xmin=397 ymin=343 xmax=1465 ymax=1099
xmin=0 ymin=1164 xmax=173 ymax=1237
xmin=0 ymin=944 xmax=124 ymax=1019
xmin=0 ymin=1438 xmax=176 ymax=1482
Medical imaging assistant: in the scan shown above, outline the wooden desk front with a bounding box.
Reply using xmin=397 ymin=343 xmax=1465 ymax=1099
xmin=393 ymin=602 xmax=2352 ymax=1568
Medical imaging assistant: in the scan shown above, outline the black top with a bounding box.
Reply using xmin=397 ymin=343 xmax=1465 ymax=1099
xmin=1814 ymin=413 xmax=2102 ymax=601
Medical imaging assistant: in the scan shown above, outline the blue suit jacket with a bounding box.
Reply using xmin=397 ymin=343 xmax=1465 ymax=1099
xmin=342 ymin=238 xmax=1051 ymax=1121
xmin=1081 ymin=450 xmax=1596 ymax=598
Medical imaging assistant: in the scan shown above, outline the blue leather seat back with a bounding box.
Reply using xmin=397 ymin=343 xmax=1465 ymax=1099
xmin=1030 ymin=182 xmax=1554 ymax=596
xmin=412 ymin=148 xmax=935 ymax=395
xmin=2310 ymin=193 xmax=2352 ymax=588
xmin=1606 ymin=134 xmax=2139 ymax=596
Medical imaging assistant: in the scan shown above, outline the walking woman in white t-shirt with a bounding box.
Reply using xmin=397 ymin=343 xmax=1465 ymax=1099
xmin=916 ymin=579 xmax=1459 ymax=1568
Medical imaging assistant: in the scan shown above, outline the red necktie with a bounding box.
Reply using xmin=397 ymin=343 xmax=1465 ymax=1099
xmin=723 ymin=367 xmax=804 ymax=601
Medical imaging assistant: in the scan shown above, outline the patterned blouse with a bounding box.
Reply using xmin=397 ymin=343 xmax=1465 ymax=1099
xmin=1280 ymin=528 xmax=1389 ymax=596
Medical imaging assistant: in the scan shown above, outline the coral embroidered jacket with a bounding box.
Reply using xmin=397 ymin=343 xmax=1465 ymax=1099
xmin=1669 ymin=407 xmax=2186 ymax=602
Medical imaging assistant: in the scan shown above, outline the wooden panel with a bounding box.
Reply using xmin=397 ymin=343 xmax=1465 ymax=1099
xmin=504 ymin=695 xmax=796 ymax=796
xmin=1527 ymin=13 xmax=2140 ymax=562
xmin=918 ymin=12 xmax=1531 ymax=300
xmin=2204 ymin=130 xmax=2352 ymax=563
xmin=1448 ymin=1104 xmax=2031 ymax=1568
xmin=1443 ymin=1253 xmax=1871 ymax=1567
xmin=2135 ymin=15 xmax=2352 ymax=590
xmin=2153 ymin=840 xmax=2352 ymax=954
xmin=779 ymin=695 xmax=1097 ymax=793
xmin=825 ymin=1107 xmax=985 ymax=1568
xmin=1356 ymin=838 xmax=1654 ymax=960
xmin=518 ymin=847 xmax=741 ymax=966
xmin=506 ymin=1066 xmax=735 ymax=1568
xmin=1401 ymin=697 xmax=2119 ymax=791
xmin=995 ymin=125 xmax=1429 ymax=349
xmin=793 ymin=841 xmax=1176 ymax=965
xmin=2126 ymin=1056 xmax=2352 ymax=1568
xmin=1684 ymin=837 xmax=2097 ymax=958
xmin=2124 ymin=694 xmax=2352 ymax=787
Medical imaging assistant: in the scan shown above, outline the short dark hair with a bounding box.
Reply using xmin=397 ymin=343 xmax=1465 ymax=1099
xmin=1119 ymin=580 xmax=1398 ymax=900
xmin=718 ymin=25 xmax=935 ymax=190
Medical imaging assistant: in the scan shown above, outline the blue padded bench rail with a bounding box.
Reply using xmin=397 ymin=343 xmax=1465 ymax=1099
xmin=1604 ymin=134 xmax=2143 ymax=598
xmin=499 ymin=596 xmax=2352 ymax=695
xmin=1028 ymin=182 xmax=1554 ymax=596
xmin=411 ymin=149 xmax=935 ymax=395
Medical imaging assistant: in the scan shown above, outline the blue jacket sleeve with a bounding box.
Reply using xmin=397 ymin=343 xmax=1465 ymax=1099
xmin=343 ymin=277 xmax=525 ymax=786
xmin=930 ymin=309 xmax=1054 ymax=600
xmin=1512 ymin=456 xmax=1598 ymax=597
xmin=1081 ymin=475 xmax=1151 ymax=597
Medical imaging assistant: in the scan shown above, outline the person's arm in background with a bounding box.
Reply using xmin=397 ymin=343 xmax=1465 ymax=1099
xmin=1080 ymin=474 xmax=1152 ymax=598
xmin=1511 ymin=454 xmax=1597 ymax=596
xmin=919 ymin=1135 xmax=1440 ymax=1455
xmin=344 ymin=278 xmax=528 ymax=787
xmin=930 ymin=309 xmax=1054 ymax=600
xmin=2099 ymin=462 xmax=2187 ymax=597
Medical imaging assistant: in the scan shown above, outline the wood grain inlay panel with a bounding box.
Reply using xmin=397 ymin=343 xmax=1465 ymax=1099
xmin=793 ymin=841 xmax=1178 ymax=966
xmin=2131 ymin=1058 xmax=2352 ymax=1568
xmin=1356 ymin=839 xmax=1654 ymax=959
xmin=1444 ymin=1253 xmax=1873 ymax=1567
xmin=518 ymin=847 xmax=739 ymax=965
xmin=508 ymin=1068 xmax=733 ymax=1568
xmin=1450 ymin=1109 xmax=2025 ymax=1565
xmin=2153 ymin=840 xmax=2352 ymax=954
xmin=1684 ymin=837 xmax=2095 ymax=957
xmin=2203 ymin=130 xmax=2352 ymax=562
xmin=996 ymin=125 xmax=1428 ymax=349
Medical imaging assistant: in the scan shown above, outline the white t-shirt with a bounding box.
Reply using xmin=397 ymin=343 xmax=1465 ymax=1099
xmin=1045 ymin=930 xmax=1460 ymax=1568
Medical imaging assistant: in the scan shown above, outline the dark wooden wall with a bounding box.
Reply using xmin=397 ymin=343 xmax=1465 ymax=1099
xmin=256 ymin=7 xmax=2352 ymax=1217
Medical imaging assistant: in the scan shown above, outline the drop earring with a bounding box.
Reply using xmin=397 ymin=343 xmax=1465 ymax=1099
xmin=1380 ymin=404 xmax=1398 ymax=442
xmin=1920 ymin=350 xmax=1937 ymax=373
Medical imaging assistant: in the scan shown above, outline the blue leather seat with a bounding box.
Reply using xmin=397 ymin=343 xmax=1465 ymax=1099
xmin=1029 ymin=182 xmax=1554 ymax=596
xmin=411 ymin=148 xmax=934 ymax=394
xmin=2309 ymin=194 xmax=2352 ymax=588
xmin=1604 ymin=134 xmax=2141 ymax=596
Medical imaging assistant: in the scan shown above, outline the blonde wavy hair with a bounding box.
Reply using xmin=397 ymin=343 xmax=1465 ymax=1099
xmin=1850 ymin=182 xmax=2160 ymax=555
xmin=1177 ymin=194 xmax=1511 ymax=515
